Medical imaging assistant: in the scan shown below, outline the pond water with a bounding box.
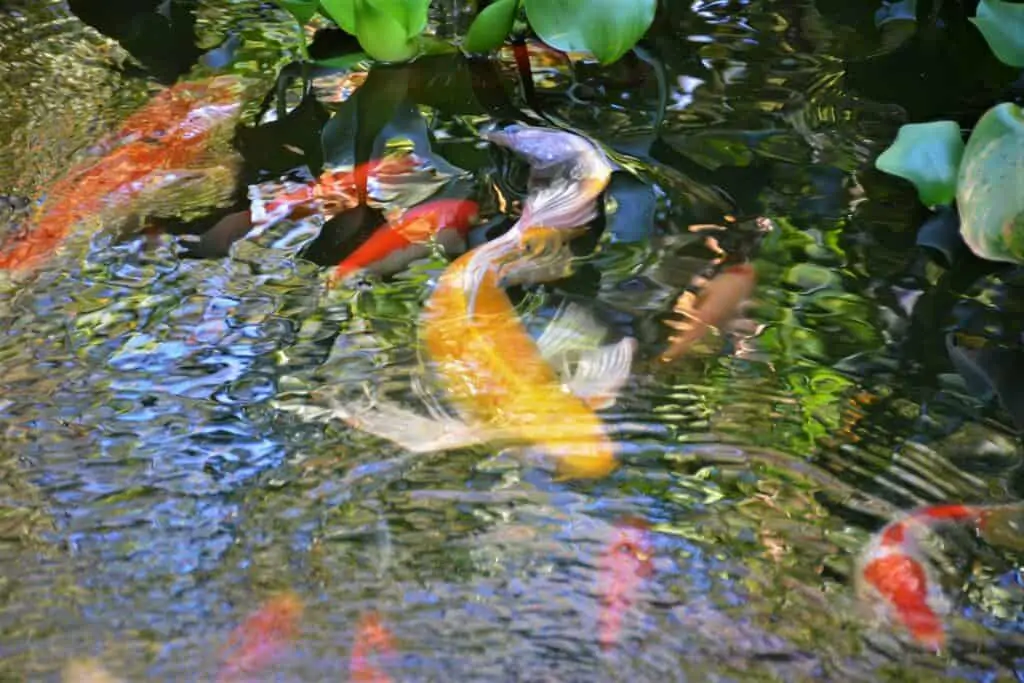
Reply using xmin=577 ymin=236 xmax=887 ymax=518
xmin=0 ymin=1 xmax=1022 ymax=681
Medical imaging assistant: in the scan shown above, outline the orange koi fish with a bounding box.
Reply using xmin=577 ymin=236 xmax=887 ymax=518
xmin=330 ymin=198 xmax=479 ymax=282
xmin=349 ymin=611 xmax=396 ymax=683
xmin=661 ymin=263 xmax=757 ymax=363
xmin=597 ymin=518 xmax=654 ymax=651
xmin=421 ymin=250 xmax=625 ymax=479
xmin=0 ymin=76 xmax=245 ymax=273
xmin=249 ymin=153 xmax=425 ymax=229
xmin=217 ymin=591 xmax=304 ymax=682
xmin=856 ymin=504 xmax=990 ymax=650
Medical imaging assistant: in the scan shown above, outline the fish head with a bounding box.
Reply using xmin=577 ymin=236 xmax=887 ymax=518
xmin=485 ymin=125 xmax=594 ymax=176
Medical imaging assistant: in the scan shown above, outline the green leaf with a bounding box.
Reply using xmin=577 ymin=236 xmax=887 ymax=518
xmin=957 ymin=102 xmax=1024 ymax=263
xmin=523 ymin=0 xmax=656 ymax=64
xmin=874 ymin=120 xmax=964 ymax=207
xmin=352 ymin=0 xmax=420 ymax=62
xmin=463 ymin=0 xmax=518 ymax=53
xmin=970 ymin=0 xmax=1024 ymax=67
xmin=319 ymin=0 xmax=356 ymax=33
xmin=314 ymin=51 xmax=370 ymax=71
xmin=273 ymin=0 xmax=320 ymax=24
xmin=368 ymin=0 xmax=431 ymax=38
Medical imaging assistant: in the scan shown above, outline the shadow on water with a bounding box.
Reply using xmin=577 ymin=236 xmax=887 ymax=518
xmin=0 ymin=0 xmax=1022 ymax=680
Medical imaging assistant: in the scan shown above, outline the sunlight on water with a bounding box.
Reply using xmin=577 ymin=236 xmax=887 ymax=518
xmin=0 ymin=0 xmax=1021 ymax=681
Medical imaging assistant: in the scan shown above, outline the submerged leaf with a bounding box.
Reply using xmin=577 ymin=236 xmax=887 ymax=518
xmin=970 ymin=0 xmax=1024 ymax=68
xmin=273 ymin=0 xmax=320 ymax=24
xmin=957 ymin=102 xmax=1024 ymax=263
xmin=874 ymin=121 xmax=964 ymax=208
xmin=463 ymin=0 xmax=518 ymax=54
xmin=524 ymin=0 xmax=656 ymax=65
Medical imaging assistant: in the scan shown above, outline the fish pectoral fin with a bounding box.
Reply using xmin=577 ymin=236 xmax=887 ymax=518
xmin=565 ymin=337 xmax=638 ymax=410
xmin=335 ymin=397 xmax=487 ymax=453
xmin=536 ymin=301 xmax=610 ymax=367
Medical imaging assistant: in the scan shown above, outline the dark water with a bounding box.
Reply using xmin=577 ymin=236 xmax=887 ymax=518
xmin=0 ymin=0 xmax=1022 ymax=681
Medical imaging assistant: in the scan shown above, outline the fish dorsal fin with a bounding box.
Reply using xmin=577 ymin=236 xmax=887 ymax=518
xmin=566 ymin=337 xmax=638 ymax=410
xmin=536 ymin=301 xmax=609 ymax=367
xmin=535 ymin=302 xmax=637 ymax=409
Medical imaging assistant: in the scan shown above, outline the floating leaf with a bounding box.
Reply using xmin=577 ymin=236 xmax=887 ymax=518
xmin=319 ymin=0 xmax=356 ymax=33
xmin=874 ymin=120 xmax=964 ymax=207
xmin=524 ymin=0 xmax=656 ymax=64
xmin=970 ymin=0 xmax=1024 ymax=67
xmin=957 ymin=102 xmax=1024 ymax=263
xmin=273 ymin=0 xmax=320 ymax=24
xmin=463 ymin=0 xmax=518 ymax=54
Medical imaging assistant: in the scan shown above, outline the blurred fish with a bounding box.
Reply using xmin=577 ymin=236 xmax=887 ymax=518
xmin=61 ymin=658 xmax=124 ymax=683
xmin=461 ymin=125 xmax=613 ymax=313
xmin=349 ymin=611 xmax=396 ymax=683
xmin=276 ymin=293 xmax=636 ymax=479
xmin=217 ymin=591 xmax=304 ymax=682
xmin=661 ymin=262 xmax=757 ymax=363
xmin=855 ymin=504 xmax=993 ymax=650
xmin=597 ymin=518 xmax=654 ymax=651
xmin=0 ymin=76 xmax=245 ymax=274
xmin=329 ymin=198 xmax=479 ymax=282
xmin=419 ymin=252 xmax=634 ymax=479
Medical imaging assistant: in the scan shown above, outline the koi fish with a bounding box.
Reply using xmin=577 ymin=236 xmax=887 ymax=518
xmin=855 ymin=504 xmax=991 ymax=650
xmin=597 ymin=518 xmax=654 ymax=651
xmin=349 ymin=611 xmax=396 ymax=683
xmin=420 ymin=251 xmax=631 ymax=479
xmin=329 ymin=198 xmax=479 ymax=282
xmin=249 ymin=153 xmax=425 ymax=230
xmin=660 ymin=263 xmax=757 ymax=363
xmin=217 ymin=591 xmax=304 ymax=682
xmin=0 ymin=76 xmax=245 ymax=274
xmin=460 ymin=125 xmax=614 ymax=312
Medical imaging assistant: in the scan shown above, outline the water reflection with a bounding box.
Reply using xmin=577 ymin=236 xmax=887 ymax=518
xmin=0 ymin=0 xmax=1021 ymax=681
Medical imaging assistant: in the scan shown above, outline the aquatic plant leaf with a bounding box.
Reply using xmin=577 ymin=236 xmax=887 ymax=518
xmin=349 ymin=0 xmax=421 ymax=62
xmin=273 ymin=0 xmax=320 ymax=24
xmin=957 ymin=102 xmax=1024 ymax=263
xmin=874 ymin=121 xmax=964 ymax=207
xmin=315 ymin=51 xmax=370 ymax=70
xmin=320 ymin=0 xmax=356 ymax=33
xmin=463 ymin=0 xmax=518 ymax=53
xmin=970 ymin=0 xmax=1024 ymax=67
xmin=524 ymin=0 xmax=656 ymax=65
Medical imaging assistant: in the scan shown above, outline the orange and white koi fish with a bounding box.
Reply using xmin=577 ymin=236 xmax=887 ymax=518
xmin=460 ymin=125 xmax=613 ymax=312
xmin=330 ymin=198 xmax=479 ymax=282
xmin=597 ymin=518 xmax=654 ymax=651
xmin=248 ymin=153 xmax=425 ymax=230
xmin=0 ymin=76 xmax=245 ymax=274
xmin=661 ymin=263 xmax=757 ymax=363
xmin=855 ymin=504 xmax=992 ymax=650
xmin=217 ymin=591 xmax=304 ymax=682
xmin=349 ymin=611 xmax=396 ymax=683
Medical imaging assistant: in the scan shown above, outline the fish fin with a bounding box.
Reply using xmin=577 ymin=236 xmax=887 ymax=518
xmin=276 ymin=391 xmax=486 ymax=453
xmin=536 ymin=301 xmax=609 ymax=367
xmin=566 ymin=337 xmax=637 ymax=410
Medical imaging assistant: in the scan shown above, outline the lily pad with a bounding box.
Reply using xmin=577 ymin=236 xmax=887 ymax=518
xmin=463 ymin=0 xmax=518 ymax=54
xmin=874 ymin=120 xmax=964 ymax=208
xmin=523 ymin=0 xmax=656 ymax=65
xmin=970 ymin=0 xmax=1024 ymax=68
xmin=352 ymin=0 xmax=421 ymax=62
xmin=958 ymin=102 xmax=1024 ymax=263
